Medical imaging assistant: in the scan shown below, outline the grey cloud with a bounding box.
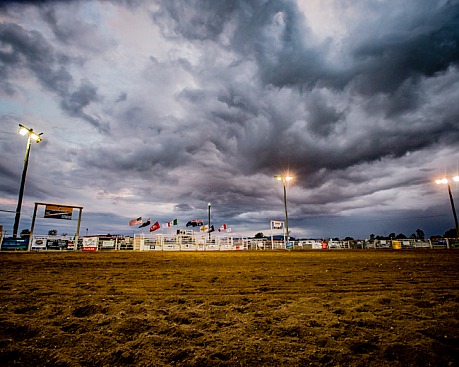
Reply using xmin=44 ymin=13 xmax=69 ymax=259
xmin=153 ymin=0 xmax=237 ymax=41
xmin=0 ymin=22 xmax=108 ymax=132
xmin=60 ymin=80 xmax=110 ymax=133
xmin=0 ymin=22 xmax=72 ymax=94
xmin=305 ymin=93 xmax=345 ymax=137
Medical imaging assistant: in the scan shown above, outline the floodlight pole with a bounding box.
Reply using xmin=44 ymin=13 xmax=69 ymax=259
xmin=13 ymin=134 xmax=32 ymax=238
xmin=446 ymin=183 xmax=459 ymax=239
xmin=13 ymin=125 xmax=42 ymax=238
xmin=282 ymin=181 xmax=289 ymax=242
xmin=208 ymin=203 xmax=211 ymax=240
xmin=274 ymin=175 xmax=292 ymax=245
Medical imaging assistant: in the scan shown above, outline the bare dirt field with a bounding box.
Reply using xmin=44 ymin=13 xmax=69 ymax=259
xmin=0 ymin=250 xmax=458 ymax=366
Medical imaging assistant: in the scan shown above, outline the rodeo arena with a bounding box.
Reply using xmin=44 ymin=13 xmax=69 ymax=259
xmin=1 ymin=202 xmax=458 ymax=252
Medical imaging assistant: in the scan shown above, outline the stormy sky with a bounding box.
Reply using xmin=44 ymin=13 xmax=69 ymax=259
xmin=1 ymin=0 xmax=459 ymax=239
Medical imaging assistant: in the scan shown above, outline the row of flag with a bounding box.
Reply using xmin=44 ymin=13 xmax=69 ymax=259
xmin=129 ymin=217 xmax=231 ymax=233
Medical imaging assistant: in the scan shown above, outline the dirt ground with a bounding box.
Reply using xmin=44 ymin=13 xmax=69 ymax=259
xmin=0 ymin=250 xmax=458 ymax=367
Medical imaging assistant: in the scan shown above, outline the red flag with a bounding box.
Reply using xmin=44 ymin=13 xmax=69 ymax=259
xmin=149 ymin=221 xmax=160 ymax=232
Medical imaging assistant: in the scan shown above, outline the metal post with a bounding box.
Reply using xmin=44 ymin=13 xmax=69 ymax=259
xmin=75 ymin=208 xmax=83 ymax=251
xmin=13 ymin=136 xmax=32 ymax=238
xmin=30 ymin=202 xmax=39 ymax=238
xmin=447 ymin=183 xmax=459 ymax=239
xmin=208 ymin=203 xmax=211 ymax=240
xmin=283 ymin=181 xmax=289 ymax=242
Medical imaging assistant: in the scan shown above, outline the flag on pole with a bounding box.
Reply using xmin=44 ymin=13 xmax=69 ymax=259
xmin=129 ymin=217 xmax=142 ymax=226
xmin=164 ymin=219 xmax=178 ymax=227
xmin=149 ymin=221 xmax=160 ymax=232
xmin=218 ymin=224 xmax=227 ymax=232
xmin=186 ymin=219 xmax=204 ymax=227
xmin=201 ymin=225 xmax=214 ymax=232
xmin=139 ymin=218 xmax=151 ymax=228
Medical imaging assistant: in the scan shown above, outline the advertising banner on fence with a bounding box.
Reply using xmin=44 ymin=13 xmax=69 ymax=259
xmin=1 ymin=237 xmax=29 ymax=251
xmin=44 ymin=205 xmax=73 ymax=220
xmin=47 ymin=236 xmax=71 ymax=250
xmin=82 ymin=237 xmax=98 ymax=251
xmin=31 ymin=236 xmax=48 ymax=250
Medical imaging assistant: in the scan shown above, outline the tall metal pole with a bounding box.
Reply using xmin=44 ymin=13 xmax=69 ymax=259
xmin=283 ymin=180 xmax=289 ymax=242
xmin=447 ymin=183 xmax=459 ymax=239
xmin=13 ymin=136 xmax=32 ymax=238
xmin=208 ymin=203 xmax=211 ymax=240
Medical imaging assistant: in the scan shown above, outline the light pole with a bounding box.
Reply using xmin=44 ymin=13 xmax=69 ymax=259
xmin=208 ymin=202 xmax=211 ymax=240
xmin=274 ymin=175 xmax=293 ymax=243
xmin=435 ymin=176 xmax=459 ymax=239
xmin=13 ymin=124 xmax=43 ymax=238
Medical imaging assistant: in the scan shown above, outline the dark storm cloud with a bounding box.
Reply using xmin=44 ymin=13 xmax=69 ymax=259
xmin=0 ymin=22 xmax=108 ymax=132
xmin=153 ymin=0 xmax=237 ymax=41
xmin=351 ymin=3 xmax=459 ymax=95
xmin=186 ymin=1 xmax=459 ymax=187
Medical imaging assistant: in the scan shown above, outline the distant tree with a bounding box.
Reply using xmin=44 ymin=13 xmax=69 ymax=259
xmin=415 ymin=229 xmax=425 ymax=240
xmin=444 ymin=228 xmax=458 ymax=238
xmin=369 ymin=234 xmax=375 ymax=241
xmin=20 ymin=229 xmax=31 ymax=237
xmin=332 ymin=237 xmax=340 ymax=241
xmin=48 ymin=229 xmax=57 ymax=236
xmin=344 ymin=237 xmax=354 ymax=241
xmin=254 ymin=232 xmax=264 ymax=238
xmin=395 ymin=233 xmax=407 ymax=239
xmin=389 ymin=233 xmax=396 ymax=239
xmin=410 ymin=233 xmax=416 ymax=239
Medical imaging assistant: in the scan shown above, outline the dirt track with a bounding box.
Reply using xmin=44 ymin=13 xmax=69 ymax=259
xmin=0 ymin=250 xmax=458 ymax=366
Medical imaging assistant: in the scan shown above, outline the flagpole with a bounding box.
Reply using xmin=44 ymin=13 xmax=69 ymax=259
xmin=208 ymin=203 xmax=211 ymax=241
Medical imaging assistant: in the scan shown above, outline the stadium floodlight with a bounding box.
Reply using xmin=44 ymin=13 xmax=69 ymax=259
xmin=274 ymin=174 xmax=294 ymax=244
xmin=435 ymin=177 xmax=459 ymax=239
xmin=13 ymin=124 xmax=43 ymax=238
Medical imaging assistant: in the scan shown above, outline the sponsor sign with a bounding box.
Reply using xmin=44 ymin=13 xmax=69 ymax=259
xmin=47 ymin=236 xmax=70 ymax=250
xmin=82 ymin=237 xmax=98 ymax=251
xmin=271 ymin=220 xmax=284 ymax=229
xmin=1 ymin=237 xmax=29 ymax=251
xmin=31 ymin=236 xmax=48 ymax=250
xmin=101 ymin=240 xmax=115 ymax=248
xmin=44 ymin=205 xmax=73 ymax=220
